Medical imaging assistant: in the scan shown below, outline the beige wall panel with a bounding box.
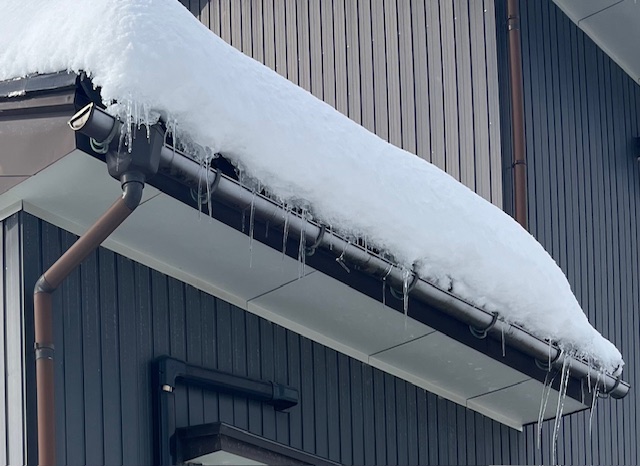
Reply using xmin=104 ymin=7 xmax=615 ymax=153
xmin=185 ymin=0 xmax=503 ymax=207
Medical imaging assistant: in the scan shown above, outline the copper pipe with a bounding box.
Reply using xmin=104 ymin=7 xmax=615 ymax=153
xmin=507 ymin=0 xmax=528 ymax=229
xmin=33 ymin=179 xmax=143 ymax=466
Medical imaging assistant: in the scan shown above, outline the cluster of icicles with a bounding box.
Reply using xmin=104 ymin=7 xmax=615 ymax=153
xmin=117 ymin=109 xmax=609 ymax=466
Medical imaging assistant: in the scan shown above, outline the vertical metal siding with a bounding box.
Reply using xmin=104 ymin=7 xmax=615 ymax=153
xmin=16 ymin=214 xmax=534 ymax=465
xmin=181 ymin=0 xmax=503 ymax=206
xmin=0 ymin=214 xmax=29 ymax=466
xmin=496 ymin=0 xmax=640 ymax=464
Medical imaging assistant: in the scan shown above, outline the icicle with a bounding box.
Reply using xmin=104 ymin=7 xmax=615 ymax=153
xmin=282 ymin=205 xmax=291 ymax=261
xmin=501 ymin=325 xmax=506 ymax=357
xmin=587 ymin=359 xmax=592 ymax=394
xmin=265 ymin=220 xmax=269 ymax=238
xmin=551 ymin=355 xmax=572 ymax=466
xmin=589 ymin=371 xmax=602 ymax=436
xmin=382 ymin=264 xmax=393 ymax=308
xmin=241 ymin=208 xmax=246 ymax=233
xmin=248 ymin=191 xmax=256 ymax=268
xmin=537 ymin=350 xmax=560 ymax=451
xmin=298 ymin=209 xmax=307 ymax=278
xmin=402 ymin=268 xmax=411 ymax=329
xmin=328 ymin=224 xmax=333 ymax=251
xmin=205 ymin=156 xmax=213 ymax=218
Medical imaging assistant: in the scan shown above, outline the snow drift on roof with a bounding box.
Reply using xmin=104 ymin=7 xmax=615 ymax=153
xmin=0 ymin=0 xmax=623 ymax=372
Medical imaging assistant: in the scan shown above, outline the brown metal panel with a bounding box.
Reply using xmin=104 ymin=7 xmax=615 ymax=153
xmin=200 ymin=0 xmax=211 ymax=30
xmin=345 ymin=0 xmax=362 ymax=124
xmin=470 ymin=0 xmax=491 ymax=201
xmin=320 ymin=0 xmax=336 ymax=107
xmin=251 ymin=0 xmax=264 ymax=64
xmin=0 ymin=113 xmax=75 ymax=177
xmin=309 ymin=0 xmax=324 ymax=98
xmin=397 ymin=0 xmax=416 ymax=155
xmin=284 ymin=0 xmax=299 ymax=84
xmin=484 ymin=0 xmax=503 ymax=208
xmin=230 ymin=0 xmax=242 ymax=49
xmin=262 ymin=0 xmax=276 ymax=70
xmin=240 ymin=0 xmax=253 ymax=55
xmin=426 ymin=0 xmax=445 ymax=168
xmin=209 ymin=0 xmax=221 ymax=36
xmin=440 ymin=0 xmax=460 ymax=180
xmin=296 ymin=0 xmax=312 ymax=92
xmin=371 ymin=0 xmax=388 ymax=140
xmin=384 ymin=0 xmax=402 ymax=148
xmin=411 ymin=0 xmax=431 ymax=161
xmin=332 ymin=0 xmax=349 ymax=116
xmin=0 ymin=176 xmax=27 ymax=195
xmin=274 ymin=0 xmax=288 ymax=77
xmin=358 ymin=0 xmax=375 ymax=133
xmin=219 ymin=0 xmax=232 ymax=47
xmin=454 ymin=0 xmax=475 ymax=192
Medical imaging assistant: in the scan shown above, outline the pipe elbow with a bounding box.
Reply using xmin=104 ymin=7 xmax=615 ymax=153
xmin=34 ymin=274 xmax=54 ymax=295
xmin=121 ymin=172 xmax=145 ymax=211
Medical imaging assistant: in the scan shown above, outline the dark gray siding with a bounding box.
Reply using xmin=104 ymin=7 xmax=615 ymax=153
xmin=497 ymin=0 xmax=640 ymax=464
xmin=0 ymin=213 xmax=29 ymax=466
xmin=180 ymin=0 xmax=503 ymax=207
xmin=19 ymin=213 xmax=529 ymax=465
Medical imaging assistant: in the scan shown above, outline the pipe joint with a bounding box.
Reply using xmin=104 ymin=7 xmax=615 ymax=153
xmin=34 ymin=342 xmax=55 ymax=361
xmin=121 ymin=172 xmax=145 ymax=211
xmin=34 ymin=274 xmax=55 ymax=294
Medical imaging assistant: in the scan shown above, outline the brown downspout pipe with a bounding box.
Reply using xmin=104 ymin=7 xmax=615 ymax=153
xmin=33 ymin=174 xmax=144 ymax=466
xmin=507 ymin=0 xmax=528 ymax=229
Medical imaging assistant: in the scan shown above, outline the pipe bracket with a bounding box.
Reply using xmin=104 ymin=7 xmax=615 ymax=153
xmin=305 ymin=225 xmax=326 ymax=257
xmin=34 ymin=343 xmax=55 ymax=361
xmin=389 ymin=271 xmax=419 ymax=301
xmin=598 ymin=375 xmax=621 ymax=399
xmin=469 ymin=312 xmax=499 ymax=339
xmin=535 ymin=346 xmax=562 ymax=371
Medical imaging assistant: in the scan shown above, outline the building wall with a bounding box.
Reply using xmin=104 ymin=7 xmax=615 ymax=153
xmin=17 ymin=213 xmax=529 ymax=466
xmin=497 ymin=0 xmax=640 ymax=465
xmin=180 ymin=0 xmax=503 ymax=207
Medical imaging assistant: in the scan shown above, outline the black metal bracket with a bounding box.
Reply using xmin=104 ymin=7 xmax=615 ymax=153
xmin=469 ymin=312 xmax=499 ymax=339
xmin=154 ymin=356 xmax=298 ymax=466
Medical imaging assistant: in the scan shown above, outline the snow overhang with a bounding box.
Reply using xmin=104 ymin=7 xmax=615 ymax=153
xmin=0 ymin=74 xmax=629 ymax=430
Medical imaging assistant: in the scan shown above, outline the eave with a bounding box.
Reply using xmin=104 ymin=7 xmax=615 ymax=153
xmin=0 ymin=73 xmax=629 ymax=430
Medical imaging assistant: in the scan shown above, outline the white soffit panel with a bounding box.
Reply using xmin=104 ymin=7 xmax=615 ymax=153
xmin=553 ymin=0 xmax=620 ymax=24
xmin=553 ymin=0 xmax=640 ymax=83
xmin=248 ymin=271 xmax=435 ymax=358
xmin=468 ymin=378 xmax=587 ymax=428
xmin=370 ymin=332 xmax=530 ymax=401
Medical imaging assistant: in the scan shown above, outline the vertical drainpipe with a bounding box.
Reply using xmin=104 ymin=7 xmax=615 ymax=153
xmin=33 ymin=178 xmax=144 ymax=466
xmin=33 ymin=103 xmax=162 ymax=466
xmin=507 ymin=0 xmax=528 ymax=229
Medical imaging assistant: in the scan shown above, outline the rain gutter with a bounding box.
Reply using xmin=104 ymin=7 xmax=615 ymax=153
xmin=156 ymin=143 xmax=628 ymax=400
xmin=71 ymin=104 xmax=629 ymax=414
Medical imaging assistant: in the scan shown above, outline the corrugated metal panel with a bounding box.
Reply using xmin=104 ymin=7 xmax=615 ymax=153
xmin=18 ymin=214 xmax=533 ymax=465
xmin=0 ymin=214 xmax=28 ymax=465
xmin=497 ymin=0 xmax=640 ymax=464
xmin=183 ymin=0 xmax=502 ymax=206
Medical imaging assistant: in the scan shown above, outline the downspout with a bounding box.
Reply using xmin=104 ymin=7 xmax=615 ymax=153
xmin=507 ymin=0 xmax=528 ymax=229
xmin=33 ymin=103 xmax=161 ymax=466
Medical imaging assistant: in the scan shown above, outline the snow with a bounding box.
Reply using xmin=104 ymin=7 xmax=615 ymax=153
xmin=0 ymin=0 xmax=623 ymax=372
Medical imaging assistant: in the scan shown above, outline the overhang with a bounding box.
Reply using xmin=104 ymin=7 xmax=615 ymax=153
xmin=0 ymin=73 xmax=627 ymax=430
xmin=552 ymin=0 xmax=640 ymax=83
